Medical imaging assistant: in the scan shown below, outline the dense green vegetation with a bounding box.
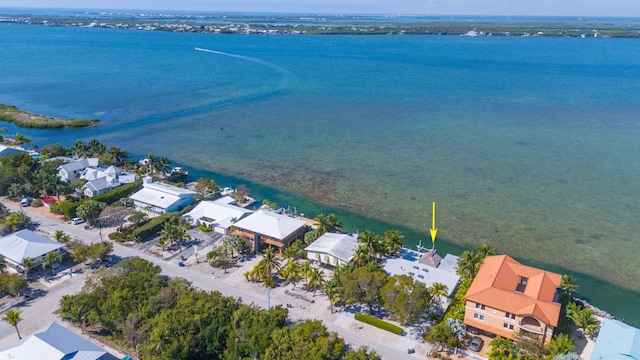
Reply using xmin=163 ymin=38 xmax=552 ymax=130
xmin=0 ymin=104 xmax=99 ymax=129
xmin=59 ymin=257 xmax=379 ymax=359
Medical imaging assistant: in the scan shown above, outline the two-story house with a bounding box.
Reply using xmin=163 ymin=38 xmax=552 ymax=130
xmin=464 ymin=255 xmax=562 ymax=345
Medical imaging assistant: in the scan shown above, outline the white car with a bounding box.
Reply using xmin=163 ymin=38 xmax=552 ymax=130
xmin=71 ymin=217 xmax=84 ymax=225
xmin=19 ymin=198 xmax=30 ymax=206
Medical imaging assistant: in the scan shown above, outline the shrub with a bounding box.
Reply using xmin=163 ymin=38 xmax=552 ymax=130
xmin=31 ymin=198 xmax=43 ymax=207
xmin=131 ymin=213 xmax=176 ymax=242
xmin=198 ymin=224 xmax=213 ymax=232
xmin=354 ymin=312 xmax=403 ymax=335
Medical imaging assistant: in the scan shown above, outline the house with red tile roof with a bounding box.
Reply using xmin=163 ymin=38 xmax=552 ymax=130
xmin=464 ymin=255 xmax=562 ymax=344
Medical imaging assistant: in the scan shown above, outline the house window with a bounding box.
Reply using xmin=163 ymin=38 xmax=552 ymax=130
xmin=475 ymin=303 xmax=486 ymax=311
xmin=503 ymin=323 xmax=509 ymax=328
xmin=474 ymin=313 xmax=478 ymax=319
xmin=505 ymin=312 xmax=515 ymax=319
xmin=479 ymin=315 xmax=484 ymax=321
xmin=509 ymin=324 xmax=514 ymax=330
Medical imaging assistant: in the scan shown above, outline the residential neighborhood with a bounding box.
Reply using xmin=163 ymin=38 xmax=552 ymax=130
xmin=0 ymin=137 xmax=632 ymax=360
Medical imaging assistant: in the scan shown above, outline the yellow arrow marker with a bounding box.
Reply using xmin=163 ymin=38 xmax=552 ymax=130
xmin=430 ymin=201 xmax=437 ymax=244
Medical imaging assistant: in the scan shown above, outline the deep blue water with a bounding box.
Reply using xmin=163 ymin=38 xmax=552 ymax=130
xmin=1 ymin=23 xmax=639 ymax=325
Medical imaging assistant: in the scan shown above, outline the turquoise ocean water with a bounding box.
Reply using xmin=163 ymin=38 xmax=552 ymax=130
xmin=1 ymin=22 xmax=639 ymax=325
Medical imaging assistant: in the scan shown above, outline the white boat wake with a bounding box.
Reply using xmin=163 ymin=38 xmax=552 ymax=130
xmin=195 ymin=47 xmax=297 ymax=91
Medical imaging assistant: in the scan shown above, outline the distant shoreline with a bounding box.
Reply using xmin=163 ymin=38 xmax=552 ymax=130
xmin=2 ymin=12 xmax=639 ymax=38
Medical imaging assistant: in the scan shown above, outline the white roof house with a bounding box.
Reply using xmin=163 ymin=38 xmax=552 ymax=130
xmin=0 ymin=144 xmax=27 ymax=158
xmin=384 ymin=257 xmax=461 ymax=307
xmin=183 ymin=196 xmax=253 ymax=234
xmin=0 ymin=229 xmax=64 ymax=268
xmin=0 ymin=322 xmax=107 ymax=360
xmin=233 ymin=210 xmax=308 ymax=253
xmin=130 ymin=177 xmax=196 ymax=214
xmin=306 ymin=233 xmax=358 ymax=268
xmin=80 ymin=165 xmax=136 ymax=198
xmin=56 ymin=158 xmax=100 ymax=182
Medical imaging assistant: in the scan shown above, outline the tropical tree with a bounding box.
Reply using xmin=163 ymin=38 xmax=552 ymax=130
xmin=352 ymin=245 xmax=371 ymax=267
xmin=76 ymin=200 xmax=107 ymax=225
xmin=5 ymin=211 xmax=32 ymax=233
xmin=560 ymin=274 xmax=579 ymax=294
xmin=20 ymin=257 xmax=36 ymax=280
xmin=100 ymin=206 xmax=133 ymax=232
xmin=357 ymin=230 xmax=380 ymax=259
xmin=300 ymin=261 xmax=312 ymax=285
xmin=258 ymin=248 xmax=281 ymax=278
xmin=475 ymin=243 xmax=496 ymax=260
xmin=488 ymin=337 xmax=519 ymax=359
xmin=44 ymin=251 xmax=61 ymax=275
xmin=279 ymin=261 xmax=301 ymax=289
xmin=0 ymin=255 xmax=5 ymax=273
xmin=128 ymin=211 xmax=148 ymax=227
xmin=207 ymin=247 xmax=233 ymax=273
xmin=570 ymin=308 xmax=600 ymax=338
xmin=194 ymin=177 xmax=219 ymax=200
xmin=546 ymin=333 xmax=575 ymax=357
xmin=65 ymin=304 xmax=90 ymax=334
xmin=13 ymin=132 xmax=31 ymax=146
xmin=314 ymin=213 xmax=330 ymax=237
xmin=381 ymin=229 xmax=404 ymax=256
xmin=54 ymin=230 xmax=72 ymax=247
xmin=324 ymin=279 xmax=343 ymax=313
xmin=428 ymin=282 xmax=449 ymax=313
xmin=73 ymin=140 xmax=88 ymax=158
xmin=0 ymin=273 xmax=27 ymax=296
xmin=307 ymin=267 xmax=326 ymax=296
xmin=3 ymin=308 xmax=23 ymax=339
xmin=380 ymin=275 xmax=430 ymax=325
xmin=456 ymin=250 xmax=480 ymax=279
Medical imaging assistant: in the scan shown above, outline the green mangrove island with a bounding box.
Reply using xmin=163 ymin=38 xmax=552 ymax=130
xmin=0 ymin=104 xmax=100 ymax=129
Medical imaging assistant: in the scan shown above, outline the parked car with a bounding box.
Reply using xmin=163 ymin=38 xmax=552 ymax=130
xmin=71 ymin=217 xmax=84 ymax=225
xmin=467 ymin=326 xmax=479 ymax=335
xmin=19 ymin=198 xmax=30 ymax=206
xmin=469 ymin=336 xmax=484 ymax=352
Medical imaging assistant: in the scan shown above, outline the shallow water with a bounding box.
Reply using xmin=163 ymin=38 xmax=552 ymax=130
xmin=1 ymin=24 xmax=639 ymax=324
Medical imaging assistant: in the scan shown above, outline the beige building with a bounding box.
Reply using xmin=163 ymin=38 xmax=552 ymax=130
xmin=464 ymin=255 xmax=562 ymax=345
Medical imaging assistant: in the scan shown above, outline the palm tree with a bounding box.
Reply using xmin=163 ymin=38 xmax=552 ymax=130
xmin=258 ymin=248 xmax=281 ymax=278
xmin=73 ymin=140 xmax=87 ymax=158
xmin=307 ymin=267 xmax=326 ymax=296
xmin=13 ymin=132 xmax=32 ymax=146
xmin=326 ymin=213 xmax=342 ymax=233
xmin=571 ymin=308 xmax=600 ymax=338
xmin=146 ymin=154 xmax=157 ymax=174
xmin=428 ymin=282 xmax=449 ymax=313
xmin=67 ymin=305 xmax=89 ymax=334
xmin=0 ymin=202 xmax=7 ymax=222
xmin=324 ymin=279 xmax=343 ymax=313
xmin=159 ymin=222 xmax=178 ymax=249
xmin=314 ymin=213 xmax=330 ymax=237
xmin=54 ymin=230 xmax=71 ymax=247
xmin=279 ymin=261 xmax=301 ymax=288
xmin=45 ymin=251 xmax=61 ymax=275
xmin=352 ymin=245 xmax=370 ymax=267
xmin=3 ymin=309 xmax=23 ymax=339
xmin=21 ymin=257 xmax=36 ymax=280
xmin=382 ymin=230 xmax=404 ymax=256
xmin=357 ymin=230 xmax=380 ymax=259
xmin=561 ymin=274 xmax=579 ymax=294
xmin=0 ymin=255 xmax=6 ymax=273
xmin=300 ymin=261 xmax=312 ymax=285
xmin=456 ymin=250 xmax=480 ymax=279
xmin=475 ymin=243 xmax=496 ymax=262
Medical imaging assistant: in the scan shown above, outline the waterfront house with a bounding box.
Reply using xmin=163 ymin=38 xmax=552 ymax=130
xmin=0 ymin=144 xmax=27 ymax=158
xmin=182 ymin=196 xmax=253 ymax=234
xmin=232 ymin=210 xmax=307 ymax=254
xmin=384 ymin=250 xmax=461 ymax=310
xmin=0 ymin=322 xmax=107 ymax=359
xmin=80 ymin=165 xmax=136 ymax=197
xmin=56 ymin=158 xmax=99 ymax=182
xmin=306 ymin=232 xmax=358 ymax=268
xmin=129 ymin=177 xmax=196 ymax=215
xmin=0 ymin=229 xmax=63 ymax=271
xmin=464 ymin=255 xmax=562 ymax=345
xmin=590 ymin=318 xmax=640 ymax=360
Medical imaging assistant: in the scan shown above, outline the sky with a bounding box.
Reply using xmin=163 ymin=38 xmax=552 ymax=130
xmin=1 ymin=0 xmax=639 ymax=17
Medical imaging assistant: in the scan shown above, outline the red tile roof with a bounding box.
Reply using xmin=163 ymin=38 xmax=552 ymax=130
xmin=466 ymin=255 xmax=562 ymax=326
